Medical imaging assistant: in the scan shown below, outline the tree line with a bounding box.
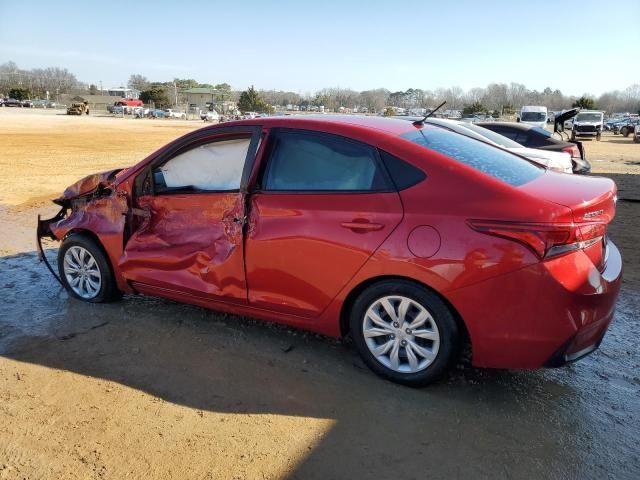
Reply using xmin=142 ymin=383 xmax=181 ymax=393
xmin=1 ymin=61 xmax=639 ymax=114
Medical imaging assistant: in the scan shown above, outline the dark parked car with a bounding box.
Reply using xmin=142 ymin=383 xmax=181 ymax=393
xmin=2 ymin=98 xmax=22 ymax=107
xmin=614 ymin=118 xmax=640 ymax=137
xmin=477 ymin=121 xmax=591 ymax=174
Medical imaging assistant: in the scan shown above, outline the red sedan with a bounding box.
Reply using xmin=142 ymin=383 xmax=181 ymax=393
xmin=37 ymin=116 xmax=622 ymax=386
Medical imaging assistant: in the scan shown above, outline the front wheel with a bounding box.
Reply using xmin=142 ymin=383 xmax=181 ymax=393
xmin=58 ymin=233 xmax=121 ymax=303
xmin=349 ymin=280 xmax=460 ymax=387
xmin=621 ymin=127 xmax=630 ymax=137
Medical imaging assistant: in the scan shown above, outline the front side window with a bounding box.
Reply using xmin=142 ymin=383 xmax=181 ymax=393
xmin=154 ymin=137 xmax=251 ymax=193
xmin=402 ymin=127 xmax=543 ymax=187
xmin=261 ymin=130 xmax=390 ymax=191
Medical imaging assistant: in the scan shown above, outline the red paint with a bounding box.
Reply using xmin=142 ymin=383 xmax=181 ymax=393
xmin=43 ymin=115 xmax=623 ymax=369
xmin=407 ymin=226 xmax=441 ymax=258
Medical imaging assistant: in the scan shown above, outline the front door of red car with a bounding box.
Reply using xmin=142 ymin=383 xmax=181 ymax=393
xmin=119 ymin=126 xmax=261 ymax=304
xmin=244 ymin=128 xmax=403 ymax=317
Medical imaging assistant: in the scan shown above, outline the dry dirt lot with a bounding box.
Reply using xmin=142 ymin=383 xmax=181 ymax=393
xmin=0 ymin=109 xmax=639 ymax=479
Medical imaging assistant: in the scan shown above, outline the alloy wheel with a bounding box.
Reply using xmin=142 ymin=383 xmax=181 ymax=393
xmin=362 ymin=295 xmax=440 ymax=373
xmin=63 ymin=246 xmax=102 ymax=299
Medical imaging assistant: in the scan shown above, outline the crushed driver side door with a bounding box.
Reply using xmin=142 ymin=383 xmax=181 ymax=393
xmin=118 ymin=126 xmax=262 ymax=304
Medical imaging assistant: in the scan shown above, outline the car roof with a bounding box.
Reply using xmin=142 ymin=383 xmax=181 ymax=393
xmin=223 ymin=115 xmax=420 ymax=136
xmin=477 ymin=121 xmax=534 ymax=131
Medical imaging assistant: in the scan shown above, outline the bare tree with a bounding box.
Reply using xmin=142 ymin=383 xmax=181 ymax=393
xmin=128 ymin=74 xmax=150 ymax=91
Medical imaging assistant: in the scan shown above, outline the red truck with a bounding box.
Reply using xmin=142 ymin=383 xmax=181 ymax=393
xmin=114 ymin=98 xmax=143 ymax=107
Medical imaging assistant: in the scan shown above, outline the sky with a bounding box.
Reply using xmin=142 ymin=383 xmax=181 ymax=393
xmin=0 ymin=0 xmax=638 ymax=96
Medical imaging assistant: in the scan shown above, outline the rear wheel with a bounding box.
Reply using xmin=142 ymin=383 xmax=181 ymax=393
xmin=621 ymin=127 xmax=630 ymax=137
xmin=349 ymin=280 xmax=460 ymax=387
xmin=58 ymin=233 xmax=121 ymax=303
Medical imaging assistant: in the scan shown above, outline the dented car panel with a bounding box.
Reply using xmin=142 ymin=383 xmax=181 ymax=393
xmin=119 ymin=192 xmax=247 ymax=302
xmin=56 ymin=169 xmax=123 ymax=203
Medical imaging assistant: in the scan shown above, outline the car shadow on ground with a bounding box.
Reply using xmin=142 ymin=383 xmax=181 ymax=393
xmin=1 ymin=249 xmax=639 ymax=478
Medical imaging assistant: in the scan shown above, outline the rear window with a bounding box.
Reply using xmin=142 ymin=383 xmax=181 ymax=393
xmin=531 ymin=127 xmax=552 ymax=138
xmin=402 ymin=128 xmax=543 ymax=187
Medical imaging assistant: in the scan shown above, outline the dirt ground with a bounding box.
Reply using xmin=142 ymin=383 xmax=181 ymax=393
xmin=0 ymin=108 xmax=639 ymax=479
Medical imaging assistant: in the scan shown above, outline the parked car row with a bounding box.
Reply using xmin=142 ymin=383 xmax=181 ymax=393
xmin=612 ymin=118 xmax=640 ymax=137
xmin=1 ymin=98 xmax=59 ymax=108
xmin=397 ymin=108 xmax=590 ymax=174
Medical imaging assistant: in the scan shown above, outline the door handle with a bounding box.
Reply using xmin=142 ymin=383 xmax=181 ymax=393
xmin=340 ymin=221 xmax=384 ymax=232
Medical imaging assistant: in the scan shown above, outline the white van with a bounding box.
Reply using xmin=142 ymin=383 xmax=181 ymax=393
xmin=519 ymin=106 xmax=548 ymax=128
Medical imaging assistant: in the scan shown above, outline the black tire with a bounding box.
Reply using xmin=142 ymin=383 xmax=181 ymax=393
xmin=57 ymin=233 xmax=121 ymax=303
xmin=596 ymin=133 xmax=601 ymax=141
xmin=621 ymin=127 xmax=629 ymax=137
xmin=349 ymin=279 xmax=460 ymax=387
xmin=571 ymin=131 xmax=576 ymax=141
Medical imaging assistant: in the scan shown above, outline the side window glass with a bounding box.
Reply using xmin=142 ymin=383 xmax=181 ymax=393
xmin=496 ymin=128 xmax=518 ymax=141
xmin=514 ymin=132 xmax=529 ymax=144
xmin=154 ymin=138 xmax=251 ymax=193
xmin=379 ymin=151 xmax=426 ymax=190
xmin=262 ymin=131 xmax=390 ymax=192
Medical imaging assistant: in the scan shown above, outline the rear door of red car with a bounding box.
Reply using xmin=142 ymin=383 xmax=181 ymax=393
xmin=244 ymin=128 xmax=403 ymax=317
xmin=119 ymin=126 xmax=261 ymax=304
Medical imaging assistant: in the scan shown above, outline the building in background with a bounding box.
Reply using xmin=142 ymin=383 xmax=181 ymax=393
xmin=181 ymin=87 xmax=236 ymax=113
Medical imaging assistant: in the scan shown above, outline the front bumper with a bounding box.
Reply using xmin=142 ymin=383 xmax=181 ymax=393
xmin=36 ymin=208 xmax=66 ymax=285
xmin=446 ymin=239 xmax=622 ymax=369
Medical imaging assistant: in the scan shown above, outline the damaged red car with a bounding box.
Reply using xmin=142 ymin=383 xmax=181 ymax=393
xmin=37 ymin=116 xmax=622 ymax=386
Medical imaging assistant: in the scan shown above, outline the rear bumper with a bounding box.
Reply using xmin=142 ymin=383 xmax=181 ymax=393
xmin=447 ymin=240 xmax=622 ymax=369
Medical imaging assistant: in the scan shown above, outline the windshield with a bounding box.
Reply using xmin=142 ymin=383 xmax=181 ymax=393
xmin=402 ymin=128 xmax=543 ymax=187
xmin=575 ymin=113 xmax=602 ymax=122
xmin=461 ymin=123 xmax=523 ymax=148
xmin=521 ymin=112 xmax=546 ymax=122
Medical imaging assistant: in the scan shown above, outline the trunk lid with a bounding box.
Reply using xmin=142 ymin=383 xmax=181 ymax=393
xmin=519 ymin=172 xmax=616 ymax=224
xmin=519 ymin=172 xmax=616 ymax=270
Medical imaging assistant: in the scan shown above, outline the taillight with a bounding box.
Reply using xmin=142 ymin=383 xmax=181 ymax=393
xmin=562 ymin=145 xmax=580 ymax=158
xmin=468 ymin=220 xmax=606 ymax=259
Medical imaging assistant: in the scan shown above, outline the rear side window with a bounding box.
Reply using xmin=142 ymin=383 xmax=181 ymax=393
xmin=402 ymin=128 xmax=542 ymax=187
xmin=379 ymin=151 xmax=426 ymax=190
xmin=262 ymin=130 xmax=391 ymax=191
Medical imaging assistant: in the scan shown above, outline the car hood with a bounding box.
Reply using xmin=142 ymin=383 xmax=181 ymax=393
xmin=554 ymin=108 xmax=579 ymax=124
xmin=554 ymin=108 xmax=579 ymax=133
xmin=574 ymin=120 xmax=602 ymax=125
xmin=55 ymin=168 xmax=123 ymax=203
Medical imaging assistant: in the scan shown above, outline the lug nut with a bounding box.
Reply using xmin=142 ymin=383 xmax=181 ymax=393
xmin=391 ymin=334 xmax=396 ymax=339
xmin=393 ymin=322 xmax=399 ymax=328
xmin=401 ymin=340 xmax=407 ymax=346
xmin=405 ymin=328 xmax=412 ymax=334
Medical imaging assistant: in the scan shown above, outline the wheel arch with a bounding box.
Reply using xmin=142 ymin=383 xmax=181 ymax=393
xmin=339 ymin=275 xmax=471 ymax=355
xmin=62 ymin=228 xmax=116 ymax=274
